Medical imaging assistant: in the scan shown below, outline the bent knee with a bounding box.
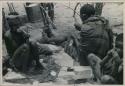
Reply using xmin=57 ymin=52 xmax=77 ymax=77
xmin=87 ymin=53 xmax=96 ymax=60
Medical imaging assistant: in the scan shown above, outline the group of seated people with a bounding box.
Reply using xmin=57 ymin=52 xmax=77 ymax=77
xmin=2 ymin=3 xmax=123 ymax=84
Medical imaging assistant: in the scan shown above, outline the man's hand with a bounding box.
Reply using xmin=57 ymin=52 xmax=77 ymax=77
xmin=106 ymin=49 xmax=116 ymax=57
xmin=106 ymin=48 xmax=121 ymax=64
xmin=74 ymin=23 xmax=81 ymax=31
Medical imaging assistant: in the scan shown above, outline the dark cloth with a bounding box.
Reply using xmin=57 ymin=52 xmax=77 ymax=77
xmin=4 ymin=30 xmax=18 ymax=57
xmin=11 ymin=43 xmax=31 ymax=72
xmin=75 ymin=16 xmax=113 ymax=65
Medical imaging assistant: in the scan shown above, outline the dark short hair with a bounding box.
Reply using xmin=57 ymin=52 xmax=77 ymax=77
xmin=80 ymin=4 xmax=95 ymax=17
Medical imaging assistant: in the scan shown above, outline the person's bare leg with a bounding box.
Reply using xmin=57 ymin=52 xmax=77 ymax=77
xmin=87 ymin=53 xmax=102 ymax=82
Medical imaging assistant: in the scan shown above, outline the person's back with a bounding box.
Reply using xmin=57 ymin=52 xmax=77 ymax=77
xmin=79 ymin=16 xmax=111 ymax=58
xmin=74 ymin=4 xmax=113 ymax=65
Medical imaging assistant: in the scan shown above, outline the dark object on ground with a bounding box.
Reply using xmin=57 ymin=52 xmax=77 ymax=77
xmin=75 ymin=79 xmax=87 ymax=84
xmin=25 ymin=4 xmax=42 ymax=22
xmin=67 ymin=67 xmax=74 ymax=71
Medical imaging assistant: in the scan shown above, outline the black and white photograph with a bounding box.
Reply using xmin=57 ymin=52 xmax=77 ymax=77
xmin=2 ymin=1 xmax=124 ymax=85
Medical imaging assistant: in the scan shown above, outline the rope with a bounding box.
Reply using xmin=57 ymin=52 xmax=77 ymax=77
xmin=73 ymin=3 xmax=80 ymax=17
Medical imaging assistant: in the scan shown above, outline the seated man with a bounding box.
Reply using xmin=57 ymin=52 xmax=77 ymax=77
xmin=87 ymin=33 xmax=123 ymax=84
xmin=4 ymin=16 xmax=27 ymax=58
xmin=8 ymin=24 xmax=63 ymax=73
xmin=72 ymin=4 xmax=113 ymax=66
xmin=10 ymin=39 xmax=53 ymax=73
xmin=8 ymin=25 xmax=51 ymax=72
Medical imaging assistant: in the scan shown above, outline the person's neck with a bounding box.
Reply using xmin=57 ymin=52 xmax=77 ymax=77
xmin=82 ymin=15 xmax=98 ymax=24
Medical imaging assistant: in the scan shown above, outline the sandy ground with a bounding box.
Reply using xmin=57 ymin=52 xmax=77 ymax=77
xmin=2 ymin=2 xmax=123 ymax=85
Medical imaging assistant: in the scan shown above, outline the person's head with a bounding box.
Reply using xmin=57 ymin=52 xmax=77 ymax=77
xmin=7 ymin=16 xmax=20 ymax=33
xmin=101 ymin=75 xmax=117 ymax=84
xmin=115 ymin=33 xmax=123 ymax=58
xmin=80 ymin=4 xmax=95 ymax=22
